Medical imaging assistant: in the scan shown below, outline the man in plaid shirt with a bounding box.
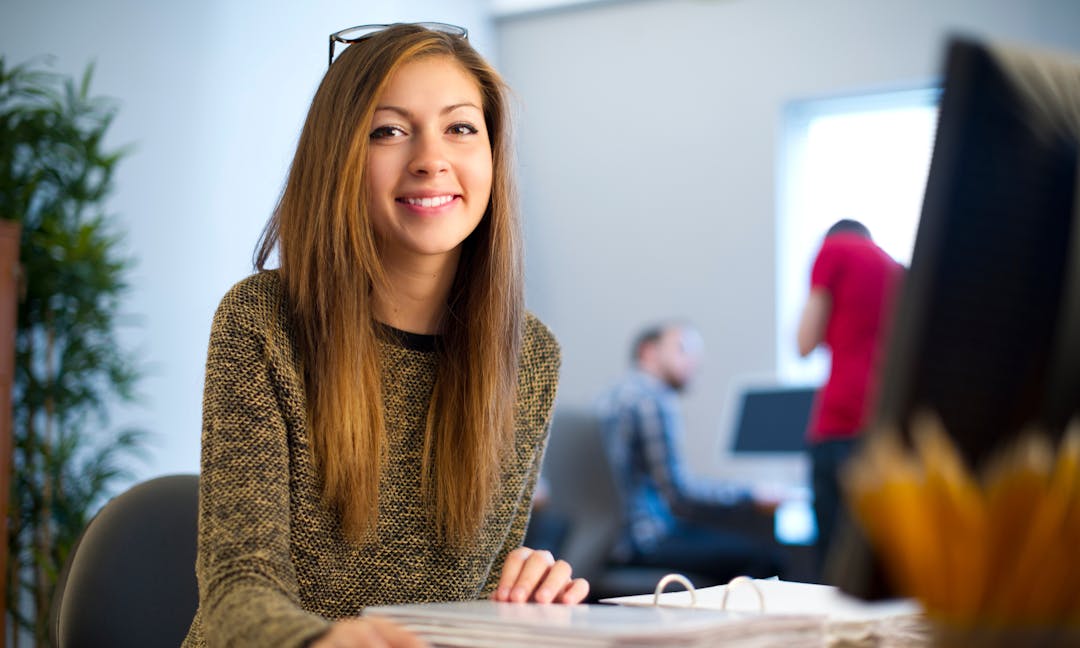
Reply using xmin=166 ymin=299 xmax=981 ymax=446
xmin=596 ymin=323 xmax=785 ymax=583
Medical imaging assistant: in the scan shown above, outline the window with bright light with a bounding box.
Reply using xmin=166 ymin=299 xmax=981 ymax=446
xmin=777 ymin=88 xmax=940 ymax=385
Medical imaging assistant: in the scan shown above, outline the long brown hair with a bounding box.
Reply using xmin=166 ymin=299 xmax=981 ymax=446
xmin=255 ymin=24 xmax=523 ymax=544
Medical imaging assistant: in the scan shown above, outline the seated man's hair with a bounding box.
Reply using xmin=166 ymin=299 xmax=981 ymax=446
xmin=631 ymin=326 xmax=666 ymax=363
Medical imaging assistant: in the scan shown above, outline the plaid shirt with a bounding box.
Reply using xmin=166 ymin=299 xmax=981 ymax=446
xmin=596 ymin=370 xmax=746 ymax=560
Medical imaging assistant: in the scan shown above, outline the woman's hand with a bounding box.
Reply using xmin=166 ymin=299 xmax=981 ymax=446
xmin=310 ymin=617 xmax=429 ymax=648
xmin=491 ymin=546 xmax=590 ymax=604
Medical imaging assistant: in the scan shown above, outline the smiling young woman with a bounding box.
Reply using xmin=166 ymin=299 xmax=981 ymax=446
xmin=184 ymin=23 xmax=587 ymax=648
xmin=364 ymin=56 xmax=493 ymax=267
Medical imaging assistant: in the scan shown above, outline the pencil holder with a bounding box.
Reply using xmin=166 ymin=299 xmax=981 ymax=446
xmin=842 ymin=413 xmax=1080 ymax=638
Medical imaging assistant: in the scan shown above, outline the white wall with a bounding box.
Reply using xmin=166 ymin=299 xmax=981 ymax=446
xmin=497 ymin=0 xmax=1080 ymax=483
xmin=0 ymin=0 xmax=495 ymax=489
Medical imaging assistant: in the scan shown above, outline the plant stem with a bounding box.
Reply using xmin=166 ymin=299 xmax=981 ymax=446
xmin=34 ymin=321 xmax=55 ymax=643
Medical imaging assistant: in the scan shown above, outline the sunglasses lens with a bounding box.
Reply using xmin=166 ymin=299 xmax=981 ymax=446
xmin=333 ymin=26 xmax=382 ymax=43
xmin=415 ymin=22 xmax=468 ymax=38
xmin=329 ymin=23 xmax=468 ymax=67
xmin=335 ymin=22 xmax=466 ymax=44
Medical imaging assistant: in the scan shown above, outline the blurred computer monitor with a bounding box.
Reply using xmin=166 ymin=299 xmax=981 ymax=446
xmin=730 ymin=385 xmax=817 ymax=454
xmin=726 ymin=384 xmax=819 ymax=546
xmin=831 ymin=35 xmax=1080 ymax=598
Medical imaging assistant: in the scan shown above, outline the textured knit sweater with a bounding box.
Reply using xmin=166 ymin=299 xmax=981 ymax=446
xmin=182 ymin=271 xmax=560 ymax=648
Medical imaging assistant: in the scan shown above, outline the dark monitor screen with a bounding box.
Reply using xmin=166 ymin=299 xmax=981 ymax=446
xmin=730 ymin=386 xmax=817 ymax=453
xmin=873 ymin=36 xmax=1080 ymax=469
xmin=832 ymin=35 xmax=1080 ymax=597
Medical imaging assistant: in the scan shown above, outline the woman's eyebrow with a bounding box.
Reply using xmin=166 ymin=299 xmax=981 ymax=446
xmin=442 ymin=102 xmax=482 ymax=114
xmin=373 ymin=102 xmax=482 ymax=118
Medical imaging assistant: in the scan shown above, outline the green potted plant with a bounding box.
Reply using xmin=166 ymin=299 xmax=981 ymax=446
xmin=0 ymin=57 xmax=145 ymax=646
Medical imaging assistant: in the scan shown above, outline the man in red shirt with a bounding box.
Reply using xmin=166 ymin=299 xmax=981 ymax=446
xmin=797 ymin=219 xmax=904 ymax=576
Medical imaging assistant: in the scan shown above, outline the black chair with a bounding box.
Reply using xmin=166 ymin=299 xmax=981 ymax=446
xmin=539 ymin=407 xmax=719 ymax=601
xmin=50 ymin=473 xmax=200 ymax=648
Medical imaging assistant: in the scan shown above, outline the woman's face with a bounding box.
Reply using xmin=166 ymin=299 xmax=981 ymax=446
xmin=365 ymin=55 xmax=493 ymax=270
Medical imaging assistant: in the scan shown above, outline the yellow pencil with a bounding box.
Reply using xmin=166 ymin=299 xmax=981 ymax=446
xmin=910 ymin=412 xmax=987 ymax=622
xmin=1045 ymin=425 xmax=1080 ymax=624
xmin=844 ymin=429 xmax=943 ymax=608
xmin=981 ymin=432 xmax=1053 ymax=621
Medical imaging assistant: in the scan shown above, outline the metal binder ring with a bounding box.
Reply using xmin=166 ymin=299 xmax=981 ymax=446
xmin=720 ymin=575 xmax=765 ymax=612
xmin=652 ymin=573 xmax=698 ymax=607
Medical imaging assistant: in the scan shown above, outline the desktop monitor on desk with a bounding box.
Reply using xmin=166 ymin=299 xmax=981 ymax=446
xmin=830 ymin=35 xmax=1080 ymax=598
xmin=730 ymin=385 xmax=818 ymax=454
xmin=727 ymin=384 xmax=819 ymax=547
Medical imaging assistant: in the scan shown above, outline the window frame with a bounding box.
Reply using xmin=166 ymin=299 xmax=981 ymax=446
xmin=776 ymin=86 xmax=941 ymax=385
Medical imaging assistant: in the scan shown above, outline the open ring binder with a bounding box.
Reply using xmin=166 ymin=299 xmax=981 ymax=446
xmin=365 ymin=572 xmax=925 ymax=647
xmin=604 ymin=572 xmax=929 ymax=646
xmin=719 ymin=575 xmax=766 ymax=612
xmin=651 ymin=573 xmax=697 ymax=607
xmin=651 ymin=573 xmax=766 ymax=612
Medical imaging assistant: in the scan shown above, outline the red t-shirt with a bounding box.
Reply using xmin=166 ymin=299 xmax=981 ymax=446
xmin=807 ymin=233 xmax=903 ymax=443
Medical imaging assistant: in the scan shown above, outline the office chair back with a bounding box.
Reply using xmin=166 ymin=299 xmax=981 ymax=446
xmin=51 ymin=473 xmax=199 ymax=648
xmin=541 ymin=407 xmax=624 ymax=583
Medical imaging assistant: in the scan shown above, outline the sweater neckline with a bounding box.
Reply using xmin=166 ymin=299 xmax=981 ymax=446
xmin=376 ymin=321 xmax=438 ymax=352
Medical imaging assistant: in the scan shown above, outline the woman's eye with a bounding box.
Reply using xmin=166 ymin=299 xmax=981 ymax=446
xmin=370 ymin=125 xmax=405 ymax=139
xmin=447 ymin=123 xmax=479 ymax=136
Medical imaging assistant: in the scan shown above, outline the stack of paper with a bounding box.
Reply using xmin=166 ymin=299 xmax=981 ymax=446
xmin=602 ymin=579 xmax=928 ymax=647
xmin=365 ymin=599 xmax=822 ymax=647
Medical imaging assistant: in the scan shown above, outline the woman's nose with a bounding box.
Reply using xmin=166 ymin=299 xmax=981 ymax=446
xmin=408 ymin=134 xmax=450 ymax=176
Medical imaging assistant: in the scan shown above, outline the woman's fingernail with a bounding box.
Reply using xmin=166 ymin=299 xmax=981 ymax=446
xmin=512 ymin=587 xmax=526 ymax=602
xmin=537 ymin=588 xmax=553 ymax=603
xmin=496 ymin=587 xmax=508 ymax=600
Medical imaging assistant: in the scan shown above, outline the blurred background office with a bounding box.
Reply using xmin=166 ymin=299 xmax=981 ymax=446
xmin=2 ymin=0 xmax=1079 ymax=516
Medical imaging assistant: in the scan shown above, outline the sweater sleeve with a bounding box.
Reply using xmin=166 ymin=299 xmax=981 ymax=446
xmin=481 ymin=315 xmax=562 ymax=595
xmin=194 ymin=285 xmax=331 ymax=648
xmin=480 ymin=448 xmax=544 ymax=597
